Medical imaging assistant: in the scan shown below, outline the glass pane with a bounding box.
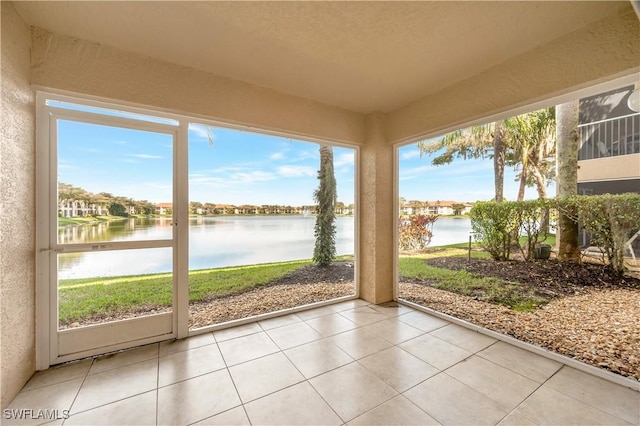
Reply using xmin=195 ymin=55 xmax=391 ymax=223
xmin=57 ymin=120 xmax=173 ymax=244
xmin=58 ymin=247 xmax=173 ymax=329
xmin=188 ymin=124 xmax=355 ymax=329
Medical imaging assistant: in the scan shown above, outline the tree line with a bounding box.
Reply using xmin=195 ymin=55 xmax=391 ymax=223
xmin=58 ymin=182 xmax=354 ymax=218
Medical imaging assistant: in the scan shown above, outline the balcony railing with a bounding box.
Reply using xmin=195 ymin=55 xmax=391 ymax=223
xmin=578 ymin=112 xmax=640 ymax=160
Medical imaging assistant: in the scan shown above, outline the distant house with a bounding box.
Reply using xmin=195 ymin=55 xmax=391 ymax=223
xmin=399 ymin=200 xmax=471 ymax=216
xmin=156 ymin=202 xmax=173 ymax=215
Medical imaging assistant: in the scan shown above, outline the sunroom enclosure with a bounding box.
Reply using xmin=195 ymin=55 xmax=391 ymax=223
xmin=2 ymin=0 xmax=639 ymax=409
xmin=36 ymin=93 xmax=357 ymax=365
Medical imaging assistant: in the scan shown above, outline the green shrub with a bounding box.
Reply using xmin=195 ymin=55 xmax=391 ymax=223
xmin=469 ymin=202 xmax=519 ymax=260
xmin=556 ymin=193 xmax=640 ymax=273
xmin=470 ymin=200 xmax=551 ymax=261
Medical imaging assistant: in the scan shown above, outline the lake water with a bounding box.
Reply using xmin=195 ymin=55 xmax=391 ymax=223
xmin=58 ymin=215 xmax=471 ymax=279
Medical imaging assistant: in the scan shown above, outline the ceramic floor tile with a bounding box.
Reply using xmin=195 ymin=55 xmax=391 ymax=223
xmin=64 ymin=390 xmax=156 ymax=425
xmin=516 ymin=386 xmax=630 ymax=425
xmin=404 ymin=373 xmax=509 ymax=426
xmin=158 ymin=343 xmax=226 ymax=386
xmin=361 ymin=317 xmax=424 ymax=344
xmin=284 ymin=339 xmax=354 ymax=378
xmin=305 ymin=313 xmax=358 ymax=337
xmin=338 ymin=306 xmax=388 ymax=326
xmin=193 ymin=406 xmax=250 ymax=425
xmin=213 ymin=322 xmax=262 ymax=342
xmin=477 ymin=341 xmax=562 ymax=383
xmin=88 ymin=343 xmax=158 ymax=375
xmin=157 ymin=369 xmax=241 ymax=425
xmin=496 ymin=410 xmax=539 ymax=426
xmin=544 ymin=366 xmax=640 ymax=424
xmin=327 ymin=299 xmax=370 ymax=312
xmin=265 ymin=321 xmax=323 ymax=350
xmin=217 ymin=331 xmax=279 ymax=366
xmin=72 ymin=359 xmax=158 ymax=413
xmin=358 ymin=346 xmax=438 ymax=392
xmin=22 ymin=359 xmax=92 ymax=391
xmin=397 ymin=311 xmax=450 ymax=332
xmin=445 ymin=356 xmax=540 ymax=411
xmin=310 ymin=362 xmax=398 ymax=422
xmin=258 ymin=313 xmax=302 ymax=331
xmin=329 ymin=328 xmax=393 ymax=360
xmin=244 ymin=381 xmax=342 ymax=425
xmin=4 ymin=379 xmax=83 ymax=426
xmin=348 ymin=395 xmax=440 ymax=426
xmin=295 ymin=306 xmax=337 ymax=320
xmin=399 ymin=333 xmax=472 ymax=370
xmin=159 ymin=332 xmax=215 ymax=357
xmin=430 ymin=324 xmax=497 ymax=353
xmin=368 ymin=302 xmax=413 ymax=317
xmin=228 ymin=352 xmax=305 ymax=403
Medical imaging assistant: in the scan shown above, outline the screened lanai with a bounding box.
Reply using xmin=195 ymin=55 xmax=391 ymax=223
xmin=2 ymin=1 xmax=639 ymax=420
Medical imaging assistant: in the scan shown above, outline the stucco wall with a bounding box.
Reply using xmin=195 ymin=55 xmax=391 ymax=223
xmin=30 ymin=28 xmax=365 ymax=146
xmin=578 ymin=154 xmax=640 ymax=182
xmin=1 ymin=1 xmax=36 ymax=409
xmin=388 ymin=7 xmax=640 ymax=144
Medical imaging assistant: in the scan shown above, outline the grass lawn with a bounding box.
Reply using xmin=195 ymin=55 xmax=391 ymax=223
xmin=58 ymin=238 xmax=550 ymax=325
xmin=59 ymin=259 xmax=312 ymax=324
xmin=398 ymin=247 xmax=546 ymax=311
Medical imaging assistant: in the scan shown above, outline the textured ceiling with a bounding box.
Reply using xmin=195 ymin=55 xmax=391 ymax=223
xmin=13 ymin=1 xmax=631 ymax=113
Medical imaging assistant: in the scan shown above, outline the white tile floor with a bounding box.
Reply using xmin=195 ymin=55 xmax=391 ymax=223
xmin=5 ymin=300 xmax=640 ymax=425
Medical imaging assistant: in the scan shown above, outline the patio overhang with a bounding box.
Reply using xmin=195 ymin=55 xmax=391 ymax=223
xmin=2 ymin=0 xmax=639 ymax=409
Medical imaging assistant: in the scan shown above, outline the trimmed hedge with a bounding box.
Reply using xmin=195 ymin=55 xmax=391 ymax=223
xmin=470 ymin=194 xmax=640 ymax=272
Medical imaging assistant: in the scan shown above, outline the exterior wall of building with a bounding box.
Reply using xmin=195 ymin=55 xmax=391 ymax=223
xmin=1 ymin=2 xmax=37 ymax=409
xmin=577 ymin=84 xmax=640 ymax=191
xmin=577 ymin=154 xmax=640 ymax=184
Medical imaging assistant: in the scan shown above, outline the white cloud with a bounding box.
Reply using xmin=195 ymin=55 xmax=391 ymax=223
xmin=334 ymin=152 xmax=355 ymax=167
xmin=399 ymin=165 xmax=430 ymax=180
xmin=189 ymin=124 xmax=214 ymax=140
xmin=401 ymin=149 xmax=421 ymax=160
xmin=130 ymin=154 xmax=163 ymax=159
xmin=270 ymin=152 xmax=285 ymax=160
xmin=190 ymin=168 xmax=277 ymax=186
xmin=277 ymin=165 xmax=316 ymax=177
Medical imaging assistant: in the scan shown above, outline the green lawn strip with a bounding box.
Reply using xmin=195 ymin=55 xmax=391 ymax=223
xmin=399 ymin=255 xmax=545 ymax=311
xmin=409 ymin=247 xmax=492 ymax=260
xmin=58 ymin=257 xmax=358 ymax=324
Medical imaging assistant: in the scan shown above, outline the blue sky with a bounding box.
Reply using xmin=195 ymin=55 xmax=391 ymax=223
xmin=58 ymin=118 xmax=552 ymax=206
xmin=58 ymin=120 xmax=355 ymax=206
xmin=398 ymin=143 xmax=555 ymax=202
xmin=188 ymin=126 xmax=355 ymax=206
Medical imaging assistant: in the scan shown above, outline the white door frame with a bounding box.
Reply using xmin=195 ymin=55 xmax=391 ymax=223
xmin=35 ymin=92 xmax=189 ymax=368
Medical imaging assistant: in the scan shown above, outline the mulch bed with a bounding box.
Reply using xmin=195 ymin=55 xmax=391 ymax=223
xmin=418 ymin=254 xmax=640 ymax=298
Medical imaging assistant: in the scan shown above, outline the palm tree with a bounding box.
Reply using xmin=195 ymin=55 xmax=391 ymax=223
xmin=313 ymin=145 xmax=337 ymax=266
xmin=555 ymin=100 xmax=580 ymax=261
xmin=505 ymin=107 xmax=556 ymax=201
xmin=419 ymin=108 xmax=556 ymax=201
xmin=418 ymin=122 xmax=506 ymax=202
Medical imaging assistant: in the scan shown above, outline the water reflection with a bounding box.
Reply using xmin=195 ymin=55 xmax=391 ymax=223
xmin=57 ymin=216 xmax=471 ymax=279
xmin=58 ymin=216 xmax=355 ymax=279
xmin=58 ymin=217 xmax=173 ymax=244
